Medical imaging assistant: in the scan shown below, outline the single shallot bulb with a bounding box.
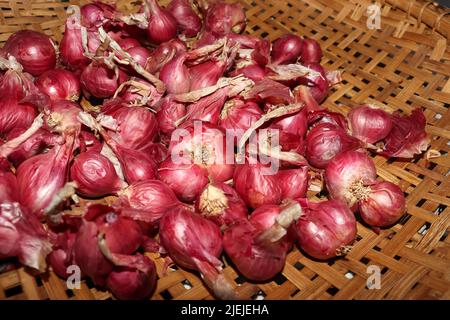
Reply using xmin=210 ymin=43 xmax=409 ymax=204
xmin=158 ymin=157 xmax=209 ymax=202
xmin=119 ymin=180 xmax=187 ymax=227
xmin=271 ymin=34 xmax=303 ymax=65
xmin=103 ymin=100 xmax=159 ymax=150
xmin=195 ymin=182 xmax=248 ymax=229
xmin=35 ymin=69 xmax=81 ymax=102
xmin=276 ymin=167 xmax=308 ymax=200
xmin=306 ymin=123 xmax=361 ymax=169
xmin=293 ymin=199 xmax=357 ymax=260
xmin=159 ymin=53 xmax=190 ymax=94
xmin=189 ymin=60 xmax=225 ymax=91
xmin=159 ymin=208 xmax=237 ymax=299
xmin=271 ymin=107 xmax=308 ymax=138
xmin=80 ymin=61 xmax=119 ymax=99
xmin=145 ymin=39 xmax=187 ymax=73
xmin=233 ymin=162 xmax=282 ymax=209
xmin=358 ymin=181 xmax=406 ymax=227
xmin=219 ymin=99 xmax=263 ymax=138
xmin=118 ymin=38 xmax=141 ymax=51
xmin=167 ymin=0 xmax=202 ymax=37
xmin=60 ymin=13 xmax=91 ymax=71
xmin=325 ymin=150 xmax=377 ymax=209
xmin=0 ymin=98 xmax=37 ymax=137
xmin=2 ymin=30 xmax=56 ymax=76
xmin=167 ymin=122 xmax=234 ymax=183
xmin=126 ymin=46 xmax=151 ymax=68
xmin=106 ymin=253 xmax=157 ymax=300
xmin=348 ymin=105 xmax=393 ymax=144
xmin=205 ymin=2 xmax=246 ymax=36
xmin=16 ymin=136 xmax=75 ymax=219
xmin=145 ymin=0 xmax=178 ymax=44
xmin=108 ymin=141 xmax=158 ymax=184
xmin=223 ymin=202 xmax=301 ymax=281
xmin=70 ymin=151 xmax=126 ymax=198
xmin=156 ymin=97 xmax=186 ymax=136
xmin=300 ymin=38 xmax=323 ymax=64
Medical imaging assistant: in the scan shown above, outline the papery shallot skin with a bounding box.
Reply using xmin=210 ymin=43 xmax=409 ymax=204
xmin=3 ymin=30 xmax=56 ymax=76
xmin=195 ymin=182 xmax=248 ymax=229
xmin=348 ymin=105 xmax=393 ymax=144
xmin=378 ymin=109 xmax=429 ymax=158
xmin=325 ymin=150 xmax=377 ymax=208
xmin=70 ymin=150 xmax=125 ymax=198
xmin=6 ymin=128 xmax=62 ymax=167
xmin=0 ymin=202 xmax=51 ymax=271
xmin=293 ymin=199 xmax=357 ymax=260
xmin=358 ymin=181 xmax=406 ymax=227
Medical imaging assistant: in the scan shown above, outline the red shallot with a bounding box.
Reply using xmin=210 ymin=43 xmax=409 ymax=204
xmin=358 ymin=181 xmax=406 ymax=227
xmin=159 ymin=207 xmax=237 ymax=299
xmin=271 ymin=34 xmax=303 ymax=65
xmin=293 ymin=199 xmax=356 ymax=260
xmin=196 ymin=182 xmax=248 ymax=229
xmin=2 ymin=30 xmax=56 ymax=76
xmin=35 ymin=69 xmax=81 ymax=102
xmin=306 ymin=123 xmax=361 ymax=169
xmin=167 ymin=0 xmax=202 ymax=37
xmin=223 ymin=202 xmax=301 ymax=281
xmin=70 ymin=150 xmax=126 ymax=198
xmin=348 ymin=105 xmax=393 ymax=144
xmin=325 ymin=150 xmax=377 ymax=209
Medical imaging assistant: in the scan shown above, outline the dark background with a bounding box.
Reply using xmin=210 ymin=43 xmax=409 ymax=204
xmin=437 ymin=0 xmax=450 ymax=8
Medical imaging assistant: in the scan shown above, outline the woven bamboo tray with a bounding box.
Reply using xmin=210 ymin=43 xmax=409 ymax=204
xmin=0 ymin=0 xmax=449 ymax=300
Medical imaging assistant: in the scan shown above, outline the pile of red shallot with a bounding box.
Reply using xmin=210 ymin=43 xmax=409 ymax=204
xmin=0 ymin=0 xmax=432 ymax=300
